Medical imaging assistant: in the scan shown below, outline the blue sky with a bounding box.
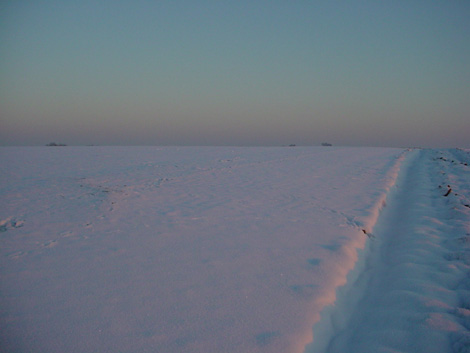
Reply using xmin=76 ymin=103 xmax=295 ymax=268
xmin=1 ymin=0 xmax=469 ymax=147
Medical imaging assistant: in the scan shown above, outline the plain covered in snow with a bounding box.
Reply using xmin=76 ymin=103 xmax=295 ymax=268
xmin=1 ymin=146 xmax=469 ymax=353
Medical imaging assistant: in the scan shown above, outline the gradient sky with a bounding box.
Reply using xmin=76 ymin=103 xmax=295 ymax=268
xmin=1 ymin=1 xmax=469 ymax=147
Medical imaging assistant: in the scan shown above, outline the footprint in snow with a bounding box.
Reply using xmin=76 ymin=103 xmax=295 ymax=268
xmin=307 ymin=258 xmax=321 ymax=266
xmin=289 ymin=284 xmax=318 ymax=299
xmin=0 ymin=218 xmax=24 ymax=232
xmin=320 ymin=243 xmax=341 ymax=252
xmin=7 ymin=251 xmax=28 ymax=259
xmin=43 ymin=240 xmax=59 ymax=248
xmin=254 ymin=331 xmax=281 ymax=347
xmin=60 ymin=230 xmax=74 ymax=238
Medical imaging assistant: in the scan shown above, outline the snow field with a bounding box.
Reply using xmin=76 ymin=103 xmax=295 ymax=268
xmin=0 ymin=146 xmax=432 ymax=352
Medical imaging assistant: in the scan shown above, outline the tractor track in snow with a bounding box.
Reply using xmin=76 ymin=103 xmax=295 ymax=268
xmin=306 ymin=148 xmax=470 ymax=353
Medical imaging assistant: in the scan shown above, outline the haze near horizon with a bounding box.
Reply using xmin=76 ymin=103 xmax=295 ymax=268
xmin=1 ymin=1 xmax=469 ymax=147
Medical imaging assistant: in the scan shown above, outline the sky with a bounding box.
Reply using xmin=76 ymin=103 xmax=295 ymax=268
xmin=1 ymin=0 xmax=469 ymax=147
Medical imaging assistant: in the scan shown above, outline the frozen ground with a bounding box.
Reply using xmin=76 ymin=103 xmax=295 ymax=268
xmin=0 ymin=146 xmax=469 ymax=352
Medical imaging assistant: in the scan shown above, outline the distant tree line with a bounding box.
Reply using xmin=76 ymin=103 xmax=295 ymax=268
xmin=46 ymin=142 xmax=67 ymax=146
xmin=283 ymin=142 xmax=333 ymax=147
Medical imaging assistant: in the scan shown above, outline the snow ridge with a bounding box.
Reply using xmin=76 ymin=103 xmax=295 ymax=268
xmin=306 ymin=148 xmax=470 ymax=353
xmin=304 ymin=148 xmax=413 ymax=353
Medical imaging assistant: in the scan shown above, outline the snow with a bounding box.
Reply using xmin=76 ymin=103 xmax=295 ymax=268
xmin=1 ymin=146 xmax=469 ymax=353
xmin=305 ymin=148 xmax=470 ymax=353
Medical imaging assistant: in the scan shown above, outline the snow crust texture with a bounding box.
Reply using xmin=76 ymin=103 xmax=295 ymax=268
xmin=1 ymin=146 xmax=402 ymax=353
xmin=2 ymin=146 xmax=467 ymax=353
xmin=305 ymin=148 xmax=470 ymax=353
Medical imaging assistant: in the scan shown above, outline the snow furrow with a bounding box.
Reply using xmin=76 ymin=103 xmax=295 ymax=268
xmin=303 ymin=148 xmax=414 ymax=353
xmin=306 ymin=148 xmax=470 ymax=353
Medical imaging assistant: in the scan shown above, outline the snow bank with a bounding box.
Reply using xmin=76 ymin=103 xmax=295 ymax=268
xmin=306 ymin=148 xmax=470 ymax=353
xmin=304 ymin=148 xmax=411 ymax=352
xmin=0 ymin=146 xmax=404 ymax=353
